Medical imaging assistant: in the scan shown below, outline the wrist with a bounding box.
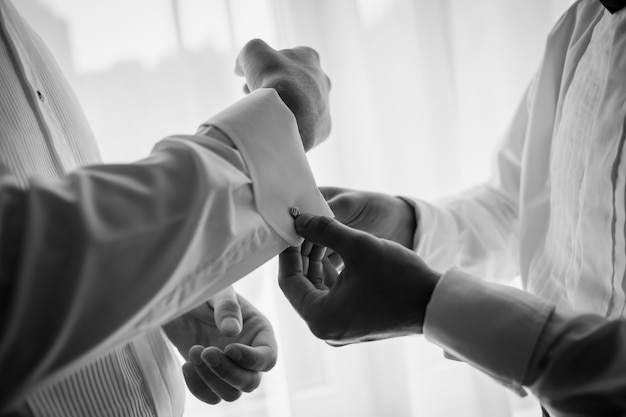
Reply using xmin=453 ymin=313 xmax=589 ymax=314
xmin=264 ymin=79 xmax=314 ymax=151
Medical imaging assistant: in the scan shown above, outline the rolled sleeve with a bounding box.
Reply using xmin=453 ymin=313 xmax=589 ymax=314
xmin=423 ymin=268 xmax=554 ymax=391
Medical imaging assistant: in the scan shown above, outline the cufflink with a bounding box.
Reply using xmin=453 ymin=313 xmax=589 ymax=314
xmin=289 ymin=207 xmax=300 ymax=218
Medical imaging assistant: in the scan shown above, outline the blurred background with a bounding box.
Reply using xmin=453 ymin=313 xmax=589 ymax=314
xmin=16 ymin=0 xmax=573 ymax=416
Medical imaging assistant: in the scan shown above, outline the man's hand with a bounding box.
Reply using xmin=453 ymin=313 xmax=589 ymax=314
xmin=235 ymin=39 xmax=331 ymax=151
xmin=278 ymin=213 xmax=440 ymax=346
xmin=163 ymin=289 xmax=277 ymax=404
xmin=321 ymin=187 xmax=417 ymax=249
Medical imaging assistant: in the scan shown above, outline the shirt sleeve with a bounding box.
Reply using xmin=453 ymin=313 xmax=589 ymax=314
xmin=405 ymin=81 xmax=535 ymax=281
xmin=424 ymin=269 xmax=626 ymax=416
xmin=0 ymin=88 xmax=332 ymax=410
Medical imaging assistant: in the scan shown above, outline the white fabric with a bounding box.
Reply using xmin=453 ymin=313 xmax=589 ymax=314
xmin=0 ymin=0 xmax=331 ymax=414
xmin=424 ymin=269 xmax=553 ymax=393
xmin=425 ymin=268 xmax=626 ymax=416
xmin=421 ymin=0 xmax=626 ymax=399
xmin=416 ymin=1 xmax=626 ymax=315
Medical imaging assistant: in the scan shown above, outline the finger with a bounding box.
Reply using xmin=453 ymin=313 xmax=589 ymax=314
xmin=322 ymin=257 xmax=339 ymax=287
xmin=307 ymin=259 xmax=325 ymax=289
xmin=201 ymin=348 xmax=262 ymax=394
xmin=301 ymin=240 xmax=314 ymax=257
xmin=208 ymin=287 xmax=242 ymax=337
xmin=279 ymin=246 xmax=303 ymax=277
xmin=183 ymin=362 xmax=221 ymax=404
xmin=278 ymin=248 xmax=326 ymax=316
xmin=228 ymin=300 xmax=278 ymax=368
xmin=224 ymin=344 xmax=277 ymax=372
xmin=309 ymin=244 xmax=327 ymax=262
xmin=294 ymin=214 xmax=368 ymax=256
xmin=189 ymin=346 xmax=242 ymax=402
xmin=301 ymin=240 xmax=313 ymax=273
xmin=278 ymin=246 xmax=313 ymax=294
xmin=302 ymin=255 xmax=310 ymax=279
xmin=306 ymin=245 xmax=327 ymax=289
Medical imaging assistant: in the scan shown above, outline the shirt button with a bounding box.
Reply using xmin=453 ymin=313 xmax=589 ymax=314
xmin=36 ymin=90 xmax=44 ymax=101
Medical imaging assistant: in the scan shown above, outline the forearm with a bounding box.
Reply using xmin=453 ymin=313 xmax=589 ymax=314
xmin=526 ymin=310 xmax=626 ymax=416
xmin=0 ymin=143 xmax=204 ymax=407
xmin=0 ymin=89 xmax=331 ymax=410
xmin=424 ymin=269 xmax=626 ymax=416
xmin=0 ymin=137 xmax=251 ymax=408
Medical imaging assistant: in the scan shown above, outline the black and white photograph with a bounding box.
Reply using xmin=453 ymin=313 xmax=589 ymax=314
xmin=1 ymin=1 xmax=625 ymax=416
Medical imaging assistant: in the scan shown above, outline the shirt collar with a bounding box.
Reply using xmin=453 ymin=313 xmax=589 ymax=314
xmin=600 ymin=0 xmax=626 ymax=13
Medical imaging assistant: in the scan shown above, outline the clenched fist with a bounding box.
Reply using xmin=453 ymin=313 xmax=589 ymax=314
xmin=236 ymin=39 xmax=332 ymax=151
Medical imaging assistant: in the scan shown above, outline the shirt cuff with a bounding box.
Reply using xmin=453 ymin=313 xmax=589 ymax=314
xmin=423 ymin=268 xmax=554 ymax=391
xmin=202 ymin=88 xmax=333 ymax=246
xmin=398 ymin=197 xmax=426 ymax=251
xmin=402 ymin=197 xmax=460 ymax=271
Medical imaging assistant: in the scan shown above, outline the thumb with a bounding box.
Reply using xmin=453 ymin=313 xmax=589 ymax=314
xmin=294 ymin=214 xmax=363 ymax=256
xmin=208 ymin=287 xmax=243 ymax=337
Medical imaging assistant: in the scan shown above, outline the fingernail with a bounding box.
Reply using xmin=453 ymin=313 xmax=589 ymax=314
xmin=289 ymin=207 xmax=300 ymax=218
xmin=189 ymin=345 xmax=204 ymax=365
xmin=221 ymin=317 xmax=242 ymax=335
xmin=182 ymin=362 xmax=195 ymax=378
xmin=202 ymin=350 xmax=221 ymax=367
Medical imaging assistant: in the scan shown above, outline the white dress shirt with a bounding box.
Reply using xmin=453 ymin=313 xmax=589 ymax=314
xmin=416 ymin=1 xmax=626 ymax=414
xmin=0 ymin=0 xmax=331 ymax=415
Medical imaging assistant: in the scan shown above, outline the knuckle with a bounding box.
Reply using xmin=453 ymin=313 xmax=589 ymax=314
xmin=297 ymin=46 xmax=320 ymax=61
xmin=314 ymin=216 xmax=335 ymax=233
xmin=243 ymin=38 xmax=268 ymax=54
xmin=241 ymin=39 xmax=282 ymax=72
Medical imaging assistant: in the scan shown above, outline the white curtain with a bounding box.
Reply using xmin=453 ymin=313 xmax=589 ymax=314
xmin=20 ymin=0 xmax=571 ymax=416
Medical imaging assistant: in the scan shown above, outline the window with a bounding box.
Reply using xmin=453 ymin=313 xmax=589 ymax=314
xmin=19 ymin=1 xmax=570 ymax=415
